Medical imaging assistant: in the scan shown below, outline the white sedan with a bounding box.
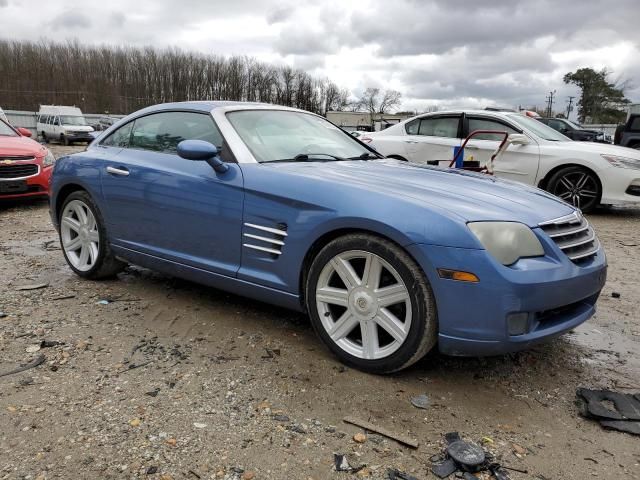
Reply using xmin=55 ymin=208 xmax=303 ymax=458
xmin=363 ymin=110 xmax=640 ymax=212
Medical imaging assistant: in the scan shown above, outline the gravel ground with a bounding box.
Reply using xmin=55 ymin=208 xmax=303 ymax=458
xmin=1 ymin=144 xmax=639 ymax=480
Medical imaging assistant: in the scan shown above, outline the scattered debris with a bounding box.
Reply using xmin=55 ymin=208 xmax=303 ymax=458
xmin=343 ymin=416 xmax=419 ymax=449
xmin=96 ymin=299 xmax=111 ymax=305
xmin=431 ymin=432 xmax=511 ymax=479
xmin=577 ymin=388 xmax=640 ymax=435
xmin=40 ymin=340 xmax=63 ymax=348
xmin=15 ymin=282 xmax=49 ymax=291
xmin=410 ymin=393 xmax=430 ymax=410
xmin=0 ymin=312 xmax=6 ymax=318
xmin=25 ymin=344 xmax=41 ymax=353
xmin=353 ymin=432 xmax=367 ymax=443
xmin=193 ymin=423 xmax=207 ymax=429
xmin=261 ymin=348 xmax=281 ymax=359
xmin=386 ymin=468 xmax=418 ymax=480
xmin=333 ymin=453 xmax=365 ymax=473
xmin=611 ymin=292 xmax=621 ymax=298
xmin=50 ymin=294 xmax=76 ymax=301
xmin=0 ymin=354 xmax=46 ymax=378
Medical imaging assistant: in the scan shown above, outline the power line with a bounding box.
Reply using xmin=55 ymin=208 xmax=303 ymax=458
xmin=545 ymin=90 xmax=556 ymax=117
xmin=566 ymin=96 xmax=575 ymax=119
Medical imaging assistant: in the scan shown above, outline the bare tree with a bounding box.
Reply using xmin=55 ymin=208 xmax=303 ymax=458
xmin=0 ymin=39 xmax=347 ymax=116
xmin=378 ymin=89 xmax=402 ymax=113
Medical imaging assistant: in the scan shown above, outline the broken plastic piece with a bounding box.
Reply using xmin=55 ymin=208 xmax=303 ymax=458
xmin=600 ymin=420 xmax=640 ymax=436
xmin=447 ymin=440 xmax=486 ymax=467
xmin=387 ymin=468 xmax=418 ymax=480
xmin=431 ymin=458 xmax=457 ymax=478
xmin=577 ymin=388 xmax=640 ymax=420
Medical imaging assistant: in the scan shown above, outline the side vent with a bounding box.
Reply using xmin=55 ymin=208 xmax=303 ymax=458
xmin=243 ymin=223 xmax=287 ymax=256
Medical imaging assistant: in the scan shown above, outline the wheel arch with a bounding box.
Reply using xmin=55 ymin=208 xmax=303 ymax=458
xmin=298 ymin=227 xmax=429 ymax=311
xmin=537 ymin=162 xmax=602 ymax=194
xmin=55 ymin=183 xmax=87 ymax=223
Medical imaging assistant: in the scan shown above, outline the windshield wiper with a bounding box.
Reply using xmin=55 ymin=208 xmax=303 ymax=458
xmin=270 ymin=153 xmax=348 ymax=163
xmin=348 ymin=152 xmax=379 ymax=160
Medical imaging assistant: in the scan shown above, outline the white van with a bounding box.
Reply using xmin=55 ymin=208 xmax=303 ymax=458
xmin=37 ymin=105 xmax=94 ymax=145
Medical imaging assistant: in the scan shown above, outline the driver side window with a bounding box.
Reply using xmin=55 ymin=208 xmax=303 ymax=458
xmin=128 ymin=111 xmax=224 ymax=154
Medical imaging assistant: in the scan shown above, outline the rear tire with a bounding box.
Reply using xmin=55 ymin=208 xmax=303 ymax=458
xmin=546 ymin=166 xmax=601 ymax=213
xmin=305 ymin=233 xmax=437 ymax=374
xmin=59 ymin=191 xmax=125 ymax=279
xmin=62 ymin=135 xmax=70 ymax=146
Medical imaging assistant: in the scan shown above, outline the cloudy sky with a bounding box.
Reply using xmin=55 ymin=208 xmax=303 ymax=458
xmin=1 ymin=0 xmax=639 ymax=115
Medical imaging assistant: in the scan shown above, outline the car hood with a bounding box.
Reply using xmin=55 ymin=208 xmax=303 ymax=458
xmin=62 ymin=125 xmax=93 ymax=132
xmin=267 ymin=160 xmax=575 ymax=227
xmin=0 ymin=135 xmax=46 ymax=157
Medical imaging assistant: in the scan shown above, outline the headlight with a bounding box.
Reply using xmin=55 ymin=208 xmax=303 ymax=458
xmin=468 ymin=221 xmax=544 ymax=265
xmin=601 ymin=154 xmax=640 ymax=171
xmin=43 ymin=149 xmax=56 ymax=167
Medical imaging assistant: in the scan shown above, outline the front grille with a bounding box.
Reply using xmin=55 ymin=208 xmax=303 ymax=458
xmin=539 ymin=212 xmax=600 ymax=263
xmin=0 ymin=155 xmax=35 ymax=161
xmin=0 ymin=164 xmax=39 ymax=179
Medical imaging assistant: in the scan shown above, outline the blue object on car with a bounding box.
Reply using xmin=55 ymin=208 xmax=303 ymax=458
xmin=48 ymin=101 xmax=607 ymax=373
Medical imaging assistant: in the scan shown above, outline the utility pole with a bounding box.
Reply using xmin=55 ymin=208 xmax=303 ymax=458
xmin=545 ymin=90 xmax=556 ymax=117
xmin=566 ymin=96 xmax=575 ymax=119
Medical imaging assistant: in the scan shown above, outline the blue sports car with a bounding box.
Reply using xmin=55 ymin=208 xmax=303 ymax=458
xmin=49 ymin=102 xmax=607 ymax=373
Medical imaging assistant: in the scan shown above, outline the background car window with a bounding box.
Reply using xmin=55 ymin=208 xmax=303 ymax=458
xmin=629 ymin=117 xmax=640 ymax=132
xmin=467 ymin=117 xmax=518 ymax=141
xmin=417 ymin=117 xmax=459 ymax=138
xmin=129 ymin=111 xmax=223 ymax=153
xmin=101 ymin=121 xmax=134 ymax=148
xmin=405 ymin=119 xmax=419 ymax=135
xmin=549 ymin=119 xmax=567 ymax=131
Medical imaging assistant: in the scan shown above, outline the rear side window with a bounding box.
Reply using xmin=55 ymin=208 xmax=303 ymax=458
xmin=129 ymin=111 xmax=223 ymax=154
xmin=405 ymin=119 xmax=419 ymax=135
xmin=417 ymin=117 xmax=460 ymax=138
xmin=102 ymin=121 xmax=134 ymax=148
xmin=467 ymin=117 xmax=518 ymax=141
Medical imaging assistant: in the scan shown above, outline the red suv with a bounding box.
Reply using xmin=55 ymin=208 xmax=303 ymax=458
xmin=0 ymin=118 xmax=55 ymax=199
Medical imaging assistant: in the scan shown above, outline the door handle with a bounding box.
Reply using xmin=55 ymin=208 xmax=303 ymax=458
xmin=106 ymin=166 xmax=129 ymax=176
xmin=404 ymin=140 xmax=419 ymax=144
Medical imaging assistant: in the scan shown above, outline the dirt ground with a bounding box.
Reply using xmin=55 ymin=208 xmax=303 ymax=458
xmin=1 ymin=144 xmax=639 ymax=480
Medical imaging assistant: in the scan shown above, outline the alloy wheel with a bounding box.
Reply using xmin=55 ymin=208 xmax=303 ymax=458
xmin=551 ymin=171 xmax=599 ymax=210
xmin=315 ymin=250 xmax=412 ymax=360
xmin=60 ymin=199 xmax=100 ymax=272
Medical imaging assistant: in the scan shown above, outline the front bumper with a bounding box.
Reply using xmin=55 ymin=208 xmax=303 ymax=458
xmin=0 ymin=164 xmax=51 ymax=200
xmin=65 ymin=133 xmax=94 ymax=142
xmin=600 ymin=164 xmax=640 ymax=205
xmin=408 ymin=234 xmax=607 ymax=356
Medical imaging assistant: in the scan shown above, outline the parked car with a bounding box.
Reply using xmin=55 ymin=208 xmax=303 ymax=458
xmin=614 ymin=113 xmax=640 ymax=149
xmin=363 ymin=110 xmax=640 ymax=212
xmin=37 ymin=105 xmax=94 ymax=145
xmin=0 ymin=117 xmax=55 ymax=199
xmin=93 ymin=116 xmax=117 ymax=131
xmin=49 ymin=102 xmax=606 ymax=373
xmin=538 ymin=117 xmax=608 ymax=143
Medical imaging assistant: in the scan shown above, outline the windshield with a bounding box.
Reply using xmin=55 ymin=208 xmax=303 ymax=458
xmin=508 ymin=114 xmax=571 ymax=142
xmin=568 ymin=120 xmax=584 ymax=130
xmin=226 ymin=110 xmax=376 ymax=162
xmin=60 ymin=115 xmax=88 ymax=126
xmin=0 ymin=119 xmax=17 ymax=136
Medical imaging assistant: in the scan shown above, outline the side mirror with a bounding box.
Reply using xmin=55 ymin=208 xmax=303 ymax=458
xmin=16 ymin=127 xmax=32 ymax=138
xmin=177 ymin=139 xmax=229 ymax=174
xmin=508 ymin=134 xmax=530 ymax=146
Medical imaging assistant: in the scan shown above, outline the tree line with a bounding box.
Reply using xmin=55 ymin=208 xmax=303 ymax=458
xmin=0 ymin=39 xmax=353 ymax=115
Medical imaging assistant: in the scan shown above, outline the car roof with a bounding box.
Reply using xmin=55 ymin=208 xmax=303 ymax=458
xmin=133 ymin=101 xmax=288 ymax=116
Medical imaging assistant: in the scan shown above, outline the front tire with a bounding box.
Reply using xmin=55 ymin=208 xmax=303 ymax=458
xmin=305 ymin=234 xmax=437 ymax=374
xmin=546 ymin=166 xmax=601 ymax=213
xmin=59 ymin=191 xmax=125 ymax=279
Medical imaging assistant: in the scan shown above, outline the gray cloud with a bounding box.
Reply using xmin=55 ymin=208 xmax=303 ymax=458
xmin=0 ymin=0 xmax=638 ymax=112
xmin=49 ymin=11 xmax=92 ymax=30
